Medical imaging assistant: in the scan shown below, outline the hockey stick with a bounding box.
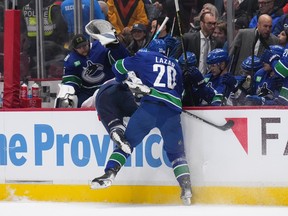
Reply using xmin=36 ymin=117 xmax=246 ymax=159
xmin=182 ymin=109 xmax=234 ymax=131
xmin=144 ymin=16 xmax=170 ymax=48
xmin=166 ymin=16 xmax=176 ymax=56
xmin=123 ymin=79 xmax=234 ymax=131
xmin=174 ymin=0 xmax=187 ymax=61
xmin=152 ymin=16 xmax=169 ymax=40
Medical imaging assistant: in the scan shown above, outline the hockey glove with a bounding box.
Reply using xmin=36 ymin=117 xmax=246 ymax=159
xmin=123 ymin=80 xmax=151 ymax=98
xmin=245 ymin=95 xmax=265 ymax=106
xmin=221 ymin=73 xmax=238 ymax=92
xmin=261 ymin=49 xmax=280 ymax=66
xmin=183 ymin=67 xmax=205 ymax=89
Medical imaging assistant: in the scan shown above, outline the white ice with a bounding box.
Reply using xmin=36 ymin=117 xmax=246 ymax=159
xmin=1 ymin=201 xmax=288 ymax=216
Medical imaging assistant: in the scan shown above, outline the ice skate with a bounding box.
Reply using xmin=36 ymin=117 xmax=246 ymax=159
xmin=110 ymin=129 xmax=132 ymax=154
xmin=90 ymin=169 xmax=117 ymax=189
xmin=180 ymin=176 xmax=192 ymax=205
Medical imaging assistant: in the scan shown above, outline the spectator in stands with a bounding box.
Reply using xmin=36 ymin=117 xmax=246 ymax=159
xmin=176 ymin=12 xmax=219 ymax=75
xmin=143 ymin=0 xmax=162 ymax=24
xmin=229 ymin=14 xmax=279 ymax=75
xmin=106 ymin=0 xmax=149 ymax=35
xmin=249 ymin=0 xmax=283 ymax=35
xmin=150 ymin=0 xmax=193 ymax=34
xmin=126 ymin=23 xmax=148 ymax=56
xmin=22 ymin=0 xmax=69 ymax=78
xmin=204 ymin=48 xmax=238 ymax=106
xmin=238 ymin=0 xmax=258 ymax=20
xmin=219 ymin=0 xmax=250 ymax=31
xmin=212 ymin=21 xmax=227 ymax=50
xmin=190 ymin=3 xmax=219 ymax=33
xmin=61 ymin=0 xmax=105 ymax=40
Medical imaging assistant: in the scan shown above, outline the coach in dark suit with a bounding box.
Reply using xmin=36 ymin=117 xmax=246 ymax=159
xmin=175 ymin=11 xmax=220 ymax=75
xmin=229 ymin=14 xmax=279 ymax=75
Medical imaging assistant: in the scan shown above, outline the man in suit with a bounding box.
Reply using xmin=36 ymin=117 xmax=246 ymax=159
xmin=175 ymin=11 xmax=219 ymax=75
xmin=229 ymin=14 xmax=279 ymax=76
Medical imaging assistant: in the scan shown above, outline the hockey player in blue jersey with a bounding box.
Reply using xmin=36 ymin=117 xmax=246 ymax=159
xmin=229 ymin=55 xmax=263 ymax=106
xmin=204 ymin=48 xmax=238 ymax=106
xmin=245 ymin=45 xmax=285 ymax=105
xmin=90 ymin=39 xmax=193 ymax=205
xmin=179 ymin=51 xmax=215 ymax=106
xmin=57 ymin=31 xmax=129 ymax=108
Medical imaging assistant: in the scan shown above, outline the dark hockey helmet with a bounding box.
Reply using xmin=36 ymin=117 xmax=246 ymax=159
xmin=269 ymin=45 xmax=285 ymax=56
xmin=179 ymin=52 xmax=197 ymax=66
xmin=241 ymin=55 xmax=262 ymax=72
xmin=147 ymin=39 xmax=167 ymax=54
xmin=206 ymin=48 xmax=229 ymax=65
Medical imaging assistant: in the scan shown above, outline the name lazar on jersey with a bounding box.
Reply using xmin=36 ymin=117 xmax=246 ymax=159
xmin=155 ymin=57 xmax=175 ymax=67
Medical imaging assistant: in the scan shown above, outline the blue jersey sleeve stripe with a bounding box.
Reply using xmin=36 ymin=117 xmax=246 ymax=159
xmin=115 ymin=59 xmax=128 ymax=75
xmin=62 ymin=75 xmax=82 ymax=87
xmin=150 ymin=88 xmax=182 ymax=109
xmin=279 ymin=86 xmax=288 ymax=102
xmin=275 ymin=60 xmax=288 ymax=78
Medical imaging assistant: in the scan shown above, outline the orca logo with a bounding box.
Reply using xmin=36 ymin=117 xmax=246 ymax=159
xmin=82 ymin=60 xmax=105 ymax=83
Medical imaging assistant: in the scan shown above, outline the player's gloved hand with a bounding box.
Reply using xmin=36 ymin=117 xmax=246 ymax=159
xmin=123 ymin=80 xmax=151 ymax=98
xmin=261 ymin=49 xmax=280 ymax=65
xmin=221 ymin=73 xmax=238 ymax=92
xmin=270 ymin=76 xmax=284 ymax=90
xmin=245 ymin=95 xmax=265 ymax=105
xmin=183 ymin=67 xmax=205 ymax=89
xmin=164 ymin=37 xmax=177 ymax=51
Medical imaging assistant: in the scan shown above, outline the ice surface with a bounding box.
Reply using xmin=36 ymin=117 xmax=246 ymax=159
xmin=0 ymin=201 xmax=288 ymax=216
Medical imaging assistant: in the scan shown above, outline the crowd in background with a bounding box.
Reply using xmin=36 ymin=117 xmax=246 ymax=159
xmin=0 ymin=0 xmax=288 ymax=106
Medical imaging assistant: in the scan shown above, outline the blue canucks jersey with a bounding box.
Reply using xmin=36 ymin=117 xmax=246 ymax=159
xmin=270 ymin=46 xmax=288 ymax=105
xmin=62 ymin=40 xmax=129 ymax=106
xmin=251 ymin=68 xmax=280 ymax=99
xmin=204 ymin=73 xmax=229 ymax=105
xmin=112 ymin=50 xmax=184 ymax=112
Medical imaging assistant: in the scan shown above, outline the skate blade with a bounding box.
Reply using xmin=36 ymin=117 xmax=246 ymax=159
xmin=90 ymin=179 xmax=112 ymax=189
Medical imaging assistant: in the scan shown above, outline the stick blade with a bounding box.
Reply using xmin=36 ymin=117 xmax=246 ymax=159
xmin=219 ymin=120 xmax=235 ymax=131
